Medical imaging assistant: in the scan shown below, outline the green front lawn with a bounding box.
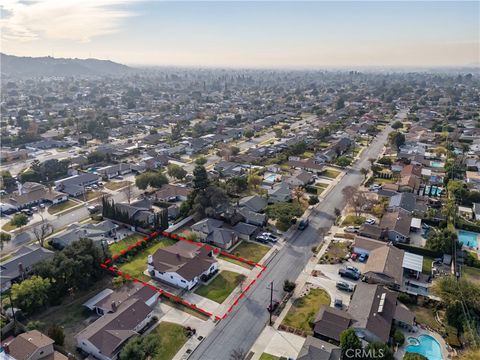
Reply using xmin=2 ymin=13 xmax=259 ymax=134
xmin=2 ymin=222 xmax=20 ymax=232
xmin=321 ymin=168 xmax=341 ymax=179
xmin=47 ymin=200 xmax=78 ymax=215
xmin=229 ymin=241 xmax=270 ymax=264
xmin=422 ymin=257 xmax=434 ymax=275
xmin=109 ymin=233 xmax=145 ymax=254
xmin=151 ymin=322 xmax=188 ymax=360
xmin=341 ymin=215 xmax=366 ymax=226
xmin=319 ymin=241 xmax=351 ymax=264
xmin=260 ymin=354 xmax=287 ymax=360
xmin=195 ymin=270 xmax=245 ymax=303
xmin=117 ymin=238 xmax=177 ymax=281
xmin=282 ymin=288 xmax=331 ymax=334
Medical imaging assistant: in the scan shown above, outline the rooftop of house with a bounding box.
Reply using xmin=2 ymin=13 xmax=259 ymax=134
xmin=347 ymin=283 xmax=398 ymax=343
xmin=363 ymin=244 xmax=405 ymax=286
xmin=150 ymin=241 xmax=217 ymax=281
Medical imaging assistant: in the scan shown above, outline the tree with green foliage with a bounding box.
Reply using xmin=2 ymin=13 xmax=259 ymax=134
xmin=10 ymin=213 xmax=28 ymax=227
xmin=135 ymin=171 xmax=168 ymax=190
xmin=193 ymin=165 xmax=209 ymax=191
xmin=11 ymin=275 xmax=51 ymax=314
xmin=26 ymin=320 xmax=45 ymax=331
xmin=388 ymin=131 xmax=405 ymax=150
xmin=247 ymin=173 xmax=262 ymax=190
xmin=47 ymin=324 xmax=65 ymax=346
xmin=426 ymin=228 xmax=461 ymax=255
xmin=0 ymin=232 xmax=11 ymax=250
xmin=336 ymin=156 xmax=352 ymax=167
xmin=391 ymin=121 xmax=403 ymax=129
xmin=225 ymin=176 xmax=248 ymax=195
xmin=119 ymin=333 xmax=161 ymax=360
xmin=244 ymin=129 xmax=254 ymax=139
xmin=434 ymin=276 xmax=480 ymax=335
xmin=365 ymin=342 xmax=394 ymax=360
xmin=308 ymin=195 xmax=319 ymax=205
xmin=195 ymin=157 xmax=207 ymax=165
xmin=393 ymin=329 xmax=405 ymax=346
xmin=339 ymin=328 xmax=362 ymax=358
xmin=192 ymin=185 xmax=229 ymax=220
xmin=167 ymin=164 xmax=187 ymax=180
xmin=34 ymin=239 xmax=108 ymax=301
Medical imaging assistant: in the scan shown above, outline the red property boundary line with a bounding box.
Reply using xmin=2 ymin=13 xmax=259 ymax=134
xmin=99 ymin=230 xmax=267 ymax=321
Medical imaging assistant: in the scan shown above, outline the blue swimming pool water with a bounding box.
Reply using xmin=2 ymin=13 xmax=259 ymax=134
xmin=264 ymin=174 xmax=276 ymax=183
xmin=406 ymin=335 xmax=443 ymax=360
xmin=457 ymin=230 xmax=479 ymax=248
xmin=430 ymin=161 xmax=444 ymax=168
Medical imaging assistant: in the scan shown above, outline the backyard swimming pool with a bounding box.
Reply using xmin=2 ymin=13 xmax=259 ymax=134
xmin=406 ymin=335 xmax=443 ymax=360
xmin=430 ymin=161 xmax=444 ymax=169
xmin=457 ymin=230 xmax=479 ymax=248
xmin=263 ymin=174 xmax=277 ymax=183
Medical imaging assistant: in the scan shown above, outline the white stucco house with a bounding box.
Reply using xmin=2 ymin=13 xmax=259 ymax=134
xmin=147 ymin=241 xmax=218 ymax=290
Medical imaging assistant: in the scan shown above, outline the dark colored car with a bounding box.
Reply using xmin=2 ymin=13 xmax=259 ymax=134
xmin=338 ymin=268 xmax=360 ymax=281
xmin=298 ymin=219 xmax=309 ymax=230
xmin=336 ymin=281 xmax=354 ymax=292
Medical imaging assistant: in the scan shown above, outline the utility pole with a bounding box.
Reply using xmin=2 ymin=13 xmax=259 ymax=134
xmin=269 ymin=281 xmax=274 ymax=326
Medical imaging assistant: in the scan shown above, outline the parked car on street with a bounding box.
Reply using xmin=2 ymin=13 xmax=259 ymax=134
xmin=365 ymin=218 xmax=376 ymax=225
xmin=298 ymin=219 xmax=309 ymax=230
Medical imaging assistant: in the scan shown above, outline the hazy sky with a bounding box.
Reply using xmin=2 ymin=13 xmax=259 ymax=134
xmin=1 ymin=1 xmax=479 ymax=68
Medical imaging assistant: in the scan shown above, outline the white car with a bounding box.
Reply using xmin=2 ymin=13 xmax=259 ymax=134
xmin=365 ymin=218 xmax=376 ymax=225
xmin=344 ymin=226 xmax=359 ymax=233
xmin=369 ymin=184 xmax=382 ymax=191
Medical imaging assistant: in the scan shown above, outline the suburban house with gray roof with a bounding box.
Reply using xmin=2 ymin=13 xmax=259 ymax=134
xmin=75 ymin=297 xmax=155 ymax=360
xmin=297 ymin=336 xmax=340 ymax=360
xmin=50 ymin=220 xmax=118 ymax=249
xmin=0 ymin=244 xmax=54 ymax=292
xmin=379 ymin=208 xmax=412 ymax=243
xmin=1 ymin=182 xmax=67 ymax=213
xmin=312 ymin=283 xmax=415 ymax=345
xmin=55 ymin=173 xmax=101 ymax=197
xmin=147 ymin=241 xmax=218 ymax=290
xmin=238 ymin=195 xmax=267 ymax=213
xmin=83 ymin=282 xmax=159 ymax=316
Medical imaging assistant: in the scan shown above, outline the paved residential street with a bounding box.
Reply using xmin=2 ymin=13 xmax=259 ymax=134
xmin=189 ymin=113 xmax=401 ymax=360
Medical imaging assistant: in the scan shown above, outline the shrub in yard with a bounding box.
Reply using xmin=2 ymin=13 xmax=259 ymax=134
xmin=393 ymin=329 xmax=405 ymax=345
xmin=397 ymin=292 xmax=417 ymax=305
xmin=47 ymin=324 xmax=65 ymax=346
xmin=308 ymin=196 xmax=319 ymax=205
xmin=283 ymin=280 xmax=296 ymax=292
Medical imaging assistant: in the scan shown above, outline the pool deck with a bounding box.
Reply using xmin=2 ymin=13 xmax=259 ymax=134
xmin=395 ymin=327 xmax=453 ymax=360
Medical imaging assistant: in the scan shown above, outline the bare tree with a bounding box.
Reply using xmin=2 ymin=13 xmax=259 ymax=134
xmin=293 ymin=186 xmax=304 ymax=202
xmin=33 ymin=213 xmax=53 ymax=248
xmin=230 ymin=348 xmax=247 ymax=360
xmin=122 ymin=183 xmax=133 ymax=204
xmin=342 ymin=186 xmax=369 ymax=217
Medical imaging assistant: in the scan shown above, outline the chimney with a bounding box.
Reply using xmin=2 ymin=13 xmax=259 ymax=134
xmin=17 ymin=182 xmax=23 ymax=195
xmin=18 ymin=262 xmax=24 ymax=274
xmin=147 ymin=255 xmax=153 ymax=264
xmin=111 ymin=301 xmax=117 ymax=312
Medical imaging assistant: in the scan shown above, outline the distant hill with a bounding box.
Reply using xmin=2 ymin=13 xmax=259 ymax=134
xmin=1 ymin=53 xmax=132 ymax=78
